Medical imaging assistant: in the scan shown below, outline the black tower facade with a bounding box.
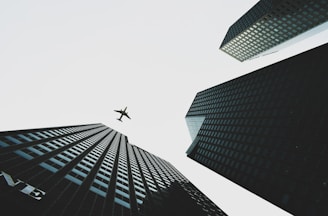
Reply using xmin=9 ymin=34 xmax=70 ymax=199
xmin=220 ymin=0 xmax=328 ymax=61
xmin=0 ymin=123 xmax=226 ymax=216
xmin=186 ymin=43 xmax=328 ymax=215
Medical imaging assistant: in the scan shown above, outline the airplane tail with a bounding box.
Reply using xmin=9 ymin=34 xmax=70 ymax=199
xmin=117 ymin=118 xmax=122 ymax=122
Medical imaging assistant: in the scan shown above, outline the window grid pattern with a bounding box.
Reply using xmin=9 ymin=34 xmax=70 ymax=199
xmin=114 ymin=136 xmax=131 ymax=209
xmin=0 ymin=124 xmax=227 ymax=216
xmin=0 ymin=124 xmax=103 ymax=150
xmin=186 ymin=43 xmax=328 ymax=215
xmin=47 ymin=131 xmax=100 ymax=172
xmin=220 ymin=0 xmax=328 ymax=61
xmin=151 ymin=155 xmax=174 ymax=186
xmin=145 ymin=154 xmax=168 ymax=189
xmin=11 ymin=126 xmax=105 ymax=163
xmin=62 ymin=129 xmax=110 ymax=184
xmin=127 ymin=144 xmax=147 ymax=206
xmin=134 ymin=148 xmax=158 ymax=195
xmin=89 ymin=132 xmax=117 ymax=197
xmin=37 ymin=127 xmax=107 ymax=173
xmin=138 ymin=150 xmax=160 ymax=193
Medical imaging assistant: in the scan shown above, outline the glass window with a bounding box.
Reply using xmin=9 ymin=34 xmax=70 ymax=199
xmin=115 ymin=189 xmax=130 ymax=199
xmin=5 ymin=136 xmax=22 ymax=144
xmin=0 ymin=140 xmax=9 ymax=147
xmin=114 ymin=197 xmax=130 ymax=209
xmin=40 ymin=161 xmax=58 ymax=172
xmin=27 ymin=133 xmax=41 ymax=140
xmin=14 ymin=150 xmax=33 ymax=160
xmin=90 ymin=186 xmax=106 ymax=197
xmin=65 ymin=174 xmax=83 ymax=185
xmin=18 ymin=134 xmax=33 ymax=142
xmin=94 ymin=179 xmax=109 ymax=188
xmin=27 ymin=147 xmax=43 ymax=156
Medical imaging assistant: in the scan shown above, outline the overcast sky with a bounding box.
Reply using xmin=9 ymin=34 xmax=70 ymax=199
xmin=1 ymin=1 xmax=328 ymax=215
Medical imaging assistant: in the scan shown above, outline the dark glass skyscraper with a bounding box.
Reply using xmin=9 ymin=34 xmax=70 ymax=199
xmin=186 ymin=43 xmax=328 ymax=215
xmin=220 ymin=0 xmax=328 ymax=61
xmin=0 ymin=123 xmax=226 ymax=216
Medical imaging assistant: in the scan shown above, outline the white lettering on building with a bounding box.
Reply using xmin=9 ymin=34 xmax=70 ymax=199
xmin=0 ymin=171 xmax=46 ymax=200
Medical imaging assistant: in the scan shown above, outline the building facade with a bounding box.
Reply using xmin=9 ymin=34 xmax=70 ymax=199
xmin=0 ymin=123 xmax=226 ymax=216
xmin=220 ymin=0 xmax=328 ymax=61
xmin=186 ymin=43 xmax=328 ymax=215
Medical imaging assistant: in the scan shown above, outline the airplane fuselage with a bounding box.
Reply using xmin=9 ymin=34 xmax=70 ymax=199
xmin=114 ymin=107 xmax=130 ymax=122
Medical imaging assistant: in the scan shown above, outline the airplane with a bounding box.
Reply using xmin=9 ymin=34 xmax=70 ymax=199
xmin=114 ymin=107 xmax=131 ymax=122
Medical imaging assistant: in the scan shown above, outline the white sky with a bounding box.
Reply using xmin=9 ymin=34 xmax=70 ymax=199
xmin=1 ymin=1 xmax=327 ymax=215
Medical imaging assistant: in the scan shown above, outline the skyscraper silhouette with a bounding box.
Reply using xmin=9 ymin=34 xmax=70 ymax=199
xmin=186 ymin=43 xmax=328 ymax=215
xmin=220 ymin=0 xmax=328 ymax=61
xmin=0 ymin=123 xmax=226 ymax=216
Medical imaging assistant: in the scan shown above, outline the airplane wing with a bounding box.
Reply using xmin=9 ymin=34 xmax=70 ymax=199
xmin=114 ymin=110 xmax=123 ymax=114
xmin=114 ymin=108 xmax=130 ymax=120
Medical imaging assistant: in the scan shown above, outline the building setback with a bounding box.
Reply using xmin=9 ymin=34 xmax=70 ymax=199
xmin=220 ymin=0 xmax=328 ymax=61
xmin=186 ymin=43 xmax=328 ymax=215
xmin=0 ymin=123 xmax=226 ymax=216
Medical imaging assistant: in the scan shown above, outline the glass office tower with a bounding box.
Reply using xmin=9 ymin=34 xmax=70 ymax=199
xmin=186 ymin=43 xmax=328 ymax=215
xmin=220 ymin=0 xmax=328 ymax=61
xmin=0 ymin=123 xmax=226 ymax=216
